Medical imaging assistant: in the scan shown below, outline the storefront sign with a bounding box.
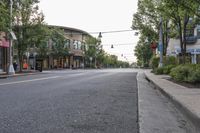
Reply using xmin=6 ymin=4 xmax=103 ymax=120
xmin=175 ymin=48 xmax=200 ymax=54
xmin=195 ymin=49 xmax=200 ymax=54
xmin=0 ymin=32 xmax=9 ymax=48
xmin=187 ymin=49 xmax=195 ymax=54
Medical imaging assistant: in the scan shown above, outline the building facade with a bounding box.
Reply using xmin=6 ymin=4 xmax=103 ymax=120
xmin=0 ymin=32 xmax=9 ymax=73
xmin=26 ymin=26 xmax=91 ymax=70
xmin=167 ymin=25 xmax=200 ymax=64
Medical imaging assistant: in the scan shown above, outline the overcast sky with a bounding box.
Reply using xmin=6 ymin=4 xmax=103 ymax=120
xmin=39 ymin=0 xmax=139 ymax=63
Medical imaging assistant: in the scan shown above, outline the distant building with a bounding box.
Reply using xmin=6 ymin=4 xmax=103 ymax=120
xmin=25 ymin=25 xmax=91 ymax=70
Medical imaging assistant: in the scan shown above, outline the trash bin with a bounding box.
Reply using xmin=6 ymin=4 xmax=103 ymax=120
xmin=35 ymin=59 xmax=43 ymax=72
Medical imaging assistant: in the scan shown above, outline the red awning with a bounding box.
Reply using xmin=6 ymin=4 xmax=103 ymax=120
xmin=0 ymin=39 xmax=9 ymax=47
xmin=0 ymin=32 xmax=9 ymax=48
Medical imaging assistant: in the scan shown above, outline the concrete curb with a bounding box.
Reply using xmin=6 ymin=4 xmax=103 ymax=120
xmin=144 ymin=72 xmax=200 ymax=132
xmin=0 ymin=72 xmax=41 ymax=79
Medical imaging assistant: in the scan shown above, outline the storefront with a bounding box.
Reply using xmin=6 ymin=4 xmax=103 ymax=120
xmin=0 ymin=32 xmax=9 ymax=72
xmin=0 ymin=47 xmax=4 ymax=72
xmin=73 ymin=56 xmax=84 ymax=68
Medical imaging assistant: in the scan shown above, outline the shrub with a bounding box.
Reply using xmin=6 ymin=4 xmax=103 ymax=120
xmin=153 ymin=65 xmax=176 ymax=75
xmin=170 ymin=64 xmax=200 ymax=83
xmin=150 ymin=56 xmax=177 ymax=71
xmin=170 ymin=65 xmax=190 ymax=81
xmin=187 ymin=65 xmax=200 ymax=83
xmin=143 ymin=63 xmax=149 ymax=68
xmin=150 ymin=56 xmax=159 ymax=70
xmin=154 ymin=67 xmax=164 ymax=75
xmin=163 ymin=65 xmax=176 ymax=74
xmin=163 ymin=56 xmax=178 ymax=66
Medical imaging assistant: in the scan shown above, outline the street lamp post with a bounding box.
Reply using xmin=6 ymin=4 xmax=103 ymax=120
xmin=8 ymin=0 xmax=15 ymax=75
xmin=96 ymin=32 xmax=102 ymax=68
xmin=159 ymin=17 xmax=163 ymax=67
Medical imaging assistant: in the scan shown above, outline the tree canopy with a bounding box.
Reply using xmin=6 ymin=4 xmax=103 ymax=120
xmin=132 ymin=0 xmax=200 ymax=66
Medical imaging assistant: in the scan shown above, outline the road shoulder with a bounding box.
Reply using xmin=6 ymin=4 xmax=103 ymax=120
xmin=144 ymin=70 xmax=200 ymax=132
xmin=137 ymin=72 xmax=194 ymax=133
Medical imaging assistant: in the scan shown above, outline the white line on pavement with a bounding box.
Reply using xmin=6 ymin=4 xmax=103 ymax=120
xmin=0 ymin=76 xmax=61 ymax=86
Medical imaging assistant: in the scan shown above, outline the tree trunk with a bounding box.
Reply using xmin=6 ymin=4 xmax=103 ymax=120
xmin=178 ymin=16 xmax=184 ymax=64
xmin=183 ymin=15 xmax=189 ymax=64
xmin=17 ymin=40 xmax=23 ymax=72
xmin=164 ymin=20 xmax=169 ymax=56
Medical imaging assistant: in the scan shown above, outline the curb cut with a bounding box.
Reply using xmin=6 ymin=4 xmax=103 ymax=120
xmin=144 ymin=73 xmax=200 ymax=132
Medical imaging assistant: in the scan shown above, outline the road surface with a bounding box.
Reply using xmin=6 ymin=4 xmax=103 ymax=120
xmin=0 ymin=69 xmax=138 ymax=133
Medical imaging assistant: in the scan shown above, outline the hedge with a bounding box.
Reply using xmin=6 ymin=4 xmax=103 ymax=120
xmin=170 ymin=64 xmax=200 ymax=83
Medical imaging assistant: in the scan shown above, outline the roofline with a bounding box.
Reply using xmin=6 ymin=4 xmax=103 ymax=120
xmin=48 ymin=25 xmax=93 ymax=37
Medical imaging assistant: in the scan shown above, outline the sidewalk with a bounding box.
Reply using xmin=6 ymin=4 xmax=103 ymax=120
xmin=0 ymin=70 xmax=41 ymax=79
xmin=144 ymin=70 xmax=200 ymax=132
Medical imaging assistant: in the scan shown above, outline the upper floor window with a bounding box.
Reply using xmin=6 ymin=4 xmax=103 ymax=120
xmin=73 ymin=40 xmax=82 ymax=50
xmin=77 ymin=41 xmax=82 ymax=50
xmin=73 ymin=40 xmax=78 ymax=49
xmin=64 ymin=39 xmax=70 ymax=48
xmin=81 ymin=42 xmax=85 ymax=50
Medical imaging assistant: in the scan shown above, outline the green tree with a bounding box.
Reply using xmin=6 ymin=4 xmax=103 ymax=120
xmin=158 ymin=0 xmax=199 ymax=64
xmin=132 ymin=0 xmax=200 ymax=65
xmin=132 ymin=0 xmax=159 ymax=66
xmin=132 ymin=0 xmax=159 ymax=41
xmin=134 ymin=35 xmax=153 ymax=67
xmin=0 ymin=1 xmax=9 ymax=31
xmin=34 ymin=25 xmax=51 ymax=59
xmin=85 ymin=36 xmax=98 ymax=67
xmin=12 ymin=0 xmax=46 ymax=71
xmin=50 ymin=28 xmax=68 ymax=58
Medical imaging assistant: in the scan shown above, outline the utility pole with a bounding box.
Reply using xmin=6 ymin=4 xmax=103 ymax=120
xmin=8 ymin=0 xmax=15 ymax=75
xmin=159 ymin=17 xmax=163 ymax=67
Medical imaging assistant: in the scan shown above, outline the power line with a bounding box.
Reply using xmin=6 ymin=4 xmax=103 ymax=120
xmin=89 ymin=30 xmax=135 ymax=34
xmin=85 ymin=43 xmax=137 ymax=46
xmin=102 ymin=43 xmax=137 ymax=46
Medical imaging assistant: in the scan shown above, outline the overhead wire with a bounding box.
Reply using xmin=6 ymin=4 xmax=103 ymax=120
xmin=89 ymin=29 xmax=135 ymax=34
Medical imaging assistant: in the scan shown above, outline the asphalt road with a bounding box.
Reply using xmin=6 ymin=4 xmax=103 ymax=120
xmin=0 ymin=69 xmax=138 ymax=133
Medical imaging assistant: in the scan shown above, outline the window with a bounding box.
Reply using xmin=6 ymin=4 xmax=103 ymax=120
xmin=73 ymin=40 xmax=82 ymax=50
xmin=77 ymin=41 xmax=82 ymax=50
xmin=186 ymin=28 xmax=194 ymax=37
xmin=73 ymin=40 xmax=78 ymax=49
xmin=81 ymin=42 xmax=85 ymax=50
xmin=197 ymin=27 xmax=200 ymax=39
xmin=64 ymin=39 xmax=70 ymax=48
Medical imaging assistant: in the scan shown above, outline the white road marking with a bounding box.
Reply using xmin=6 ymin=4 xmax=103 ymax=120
xmin=0 ymin=76 xmax=61 ymax=86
